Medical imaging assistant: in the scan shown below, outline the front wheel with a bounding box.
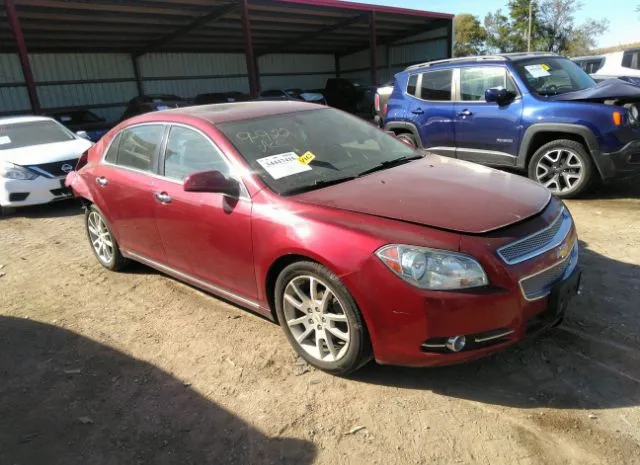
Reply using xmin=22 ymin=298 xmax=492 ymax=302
xmin=274 ymin=261 xmax=372 ymax=375
xmin=528 ymin=139 xmax=594 ymax=198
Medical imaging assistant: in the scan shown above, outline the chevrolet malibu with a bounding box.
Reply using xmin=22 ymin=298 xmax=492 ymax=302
xmin=66 ymin=102 xmax=581 ymax=374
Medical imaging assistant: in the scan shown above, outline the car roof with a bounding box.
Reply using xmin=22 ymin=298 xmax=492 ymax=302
xmin=404 ymin=52 xmax=563 ymax=72
xmin=0 ymin=115 xmax=55 ymax=125
xmin=128 ymin=101 xmax=319 ymax=126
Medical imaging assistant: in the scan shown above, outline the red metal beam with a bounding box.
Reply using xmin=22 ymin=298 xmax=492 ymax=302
xmin=4 ymin=0 xmax=40 ymax=114
xmin=133 ymin=2 xmax=238 ymax=57
xmin=242 ymin=0 xmax=259 ymax=98
xmin=369 ymin=11 xmax=377 ymax=86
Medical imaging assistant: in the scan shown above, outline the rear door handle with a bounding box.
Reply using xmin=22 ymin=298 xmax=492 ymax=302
xmin=458 ymin=109 xmax=472 ymax=117
xmin=154 ymin=192 xmax=172 ymax=204
xmin=411 ymin=108 xmax=424 ymax=115
xmin=95 ymin=176 xmax=108 ymax=186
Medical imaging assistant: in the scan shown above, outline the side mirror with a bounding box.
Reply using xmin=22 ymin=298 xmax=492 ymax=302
xmin=76 ymin=130 xmax=90 ymax=140
xmin=183 ymin=170 xmax=239 ymax=197
xmin=485 ymin=87 xmax=514 ymax=105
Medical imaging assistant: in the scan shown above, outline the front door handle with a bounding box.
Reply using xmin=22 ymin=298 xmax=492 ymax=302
xmin=458 ymin=109 xmax=472 ymax=117
xmin=411 ymin=108 xmax=424 ymax=115
xmin=154 ymin=192 xmax=172 ymax=204
xmin=95 ymin=176 xmax=108 ymax=186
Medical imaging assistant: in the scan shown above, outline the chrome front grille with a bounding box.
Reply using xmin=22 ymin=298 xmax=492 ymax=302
xmin=519 ymin=242 xmax=579 ymax=301
xmin=498 ymin=208 xmax=571 ymax=265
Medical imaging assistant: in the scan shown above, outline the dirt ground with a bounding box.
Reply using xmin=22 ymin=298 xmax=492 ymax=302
xmin=1 ymin=180 xmax=639 ymax=465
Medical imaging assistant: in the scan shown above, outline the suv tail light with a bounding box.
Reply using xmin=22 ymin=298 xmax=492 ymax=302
xmin=374 ymin=93 xmax=380 ymax=112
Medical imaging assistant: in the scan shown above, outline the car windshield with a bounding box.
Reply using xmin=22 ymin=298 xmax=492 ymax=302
xmin=0 ymin=120 xmax=75 ymax=150
xmin=514 ymin=57 xmax=596 ymax=96
xmin=217 ymin=108 xmax=418 ymax=195
xmin=285 ymin=89 xmax=303 ymax=98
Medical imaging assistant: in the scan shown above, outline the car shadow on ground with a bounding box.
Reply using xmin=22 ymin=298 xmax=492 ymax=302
xmin=1 ymin=199 xmax=83 ymax=219
xmin=352 ymin=241 xmax=640 ymax=411
xmin=0 ymin=316 xmax=316 ymax=465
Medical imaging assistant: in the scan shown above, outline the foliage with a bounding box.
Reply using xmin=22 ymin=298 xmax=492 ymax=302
xmin=453 ymin=14 xmax=487 ymax=56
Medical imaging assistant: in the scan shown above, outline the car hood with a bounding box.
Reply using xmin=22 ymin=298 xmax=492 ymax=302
xmin=293 ymin=155 xmax=551 ymax=234
xmin=0 ymin=139 xmax=92 ymax=166
xmin=549 ymin=78 xmax=640 ymax=104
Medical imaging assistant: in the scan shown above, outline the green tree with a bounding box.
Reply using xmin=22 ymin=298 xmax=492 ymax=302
xmin=484 ymin=10 xmax=513 ymax=52
xmin=453 ymin=14 xmax=487 ymax=57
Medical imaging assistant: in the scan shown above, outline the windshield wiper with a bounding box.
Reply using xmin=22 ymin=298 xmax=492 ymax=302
xmin=282 ymin=176 xmax=356 ymax=196
xmin=356 ymin=154 xmax=423 ymax=178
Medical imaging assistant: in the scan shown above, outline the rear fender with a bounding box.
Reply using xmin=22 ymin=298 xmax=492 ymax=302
xmin=65 ymin=171 xmax=94 ymax=204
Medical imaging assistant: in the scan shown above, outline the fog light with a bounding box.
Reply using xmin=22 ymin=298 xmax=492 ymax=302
xmin=445 ymin=335 xmax=466 ymax=353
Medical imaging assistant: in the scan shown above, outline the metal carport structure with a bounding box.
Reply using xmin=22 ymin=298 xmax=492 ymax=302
xmin=1 ymin=0 xmax=453 ymax=116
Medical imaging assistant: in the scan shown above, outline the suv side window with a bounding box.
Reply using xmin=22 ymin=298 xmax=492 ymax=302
xmin=406 ymin=74 xmax=418 ymax=96
xmin=164 ymin=126 xmax=229 ymax=181
xmin=116 ymin=125 xmax=164 ymax=172
xmin=622 ymin=50 xmax=640 ymax=70
xmin=460 ymin=67 xmax=517 ymax=101
xmin=419 ymin=69 xmax=452 ymax=101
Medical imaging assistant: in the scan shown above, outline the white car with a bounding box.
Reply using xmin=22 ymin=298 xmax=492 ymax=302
xmin=573 ymin=49 xmax=640 ymax=82
xmin=0 ymin=116 xmax=93 ymax=215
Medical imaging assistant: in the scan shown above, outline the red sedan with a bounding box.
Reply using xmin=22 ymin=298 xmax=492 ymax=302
xmin=66 ymin=102 xmax=581 ymax=374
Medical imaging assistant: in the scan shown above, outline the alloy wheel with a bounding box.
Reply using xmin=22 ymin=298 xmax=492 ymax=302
xmin=87 ymin=211 xmax=114 ymax=265
xmin=283 ymin=275 xmax=350 ymax=363
xmin=535 ymin=148 xmax=584 ymax=194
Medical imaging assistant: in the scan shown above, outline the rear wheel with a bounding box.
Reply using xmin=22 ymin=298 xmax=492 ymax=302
xmin=85 ymin=206 xmax=127 ymax=271
xmin=528 ymin=139 xmax=594 ymax=198
xmin=274 ymin=261 xmax=372 ymax=375
xmin=0 ymin=205 xmax=16 ymax=217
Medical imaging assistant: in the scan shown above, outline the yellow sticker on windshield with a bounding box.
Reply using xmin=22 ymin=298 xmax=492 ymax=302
xmin=541 ymin=64 xmax=550 ymax=71
xmin=298 ymin=151 xmax=316 ymax=165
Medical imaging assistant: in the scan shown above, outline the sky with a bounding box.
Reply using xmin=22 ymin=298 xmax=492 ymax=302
xmin=359 ymin=0 xmax=639 ymax=49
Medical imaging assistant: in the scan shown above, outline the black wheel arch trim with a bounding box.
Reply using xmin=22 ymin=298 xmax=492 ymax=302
xmin=517 ymin=123 xmax=600 ymax=169
xmin=383 ymin=122 xmax=423 ymax=148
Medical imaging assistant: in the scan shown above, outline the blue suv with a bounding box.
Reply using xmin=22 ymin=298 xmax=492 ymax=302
xmin=383 ymin=52 xmax=640 ymax=198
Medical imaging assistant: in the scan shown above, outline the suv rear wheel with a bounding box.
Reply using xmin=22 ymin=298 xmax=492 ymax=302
xmin=528 ymin=139 xmax=594 ymax=198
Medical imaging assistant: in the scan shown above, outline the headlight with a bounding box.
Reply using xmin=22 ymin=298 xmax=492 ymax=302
xmin=376 ymin=244 xmax=488 ymax=290
xmin=0 ymin=161 xmax=39 ymax=180
xmin=627 ymin=104 xmax=640 ymax=125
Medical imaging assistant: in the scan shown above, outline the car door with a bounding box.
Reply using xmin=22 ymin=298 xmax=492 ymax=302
xmin=153 ymin=124 xmax=257 ymax=301
xmin=406 ymin=69 xmax=456 ymax=155
xmin=453 ymin=66 xmax=523 ymax=166
xmin=96 ymin=124 xmax=167 ymax=262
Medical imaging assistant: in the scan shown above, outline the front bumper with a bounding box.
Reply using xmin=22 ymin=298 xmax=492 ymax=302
xmin=0 ymin=176 xmax=73 ymax=207
xmin=594 ymin=140 xmax=640 ymax=181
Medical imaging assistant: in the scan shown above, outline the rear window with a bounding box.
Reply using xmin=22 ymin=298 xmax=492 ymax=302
xmin=419 ymin=69 xmax=452 ymax=101
xmin=0 ymin=120 xmax=75 ymax=150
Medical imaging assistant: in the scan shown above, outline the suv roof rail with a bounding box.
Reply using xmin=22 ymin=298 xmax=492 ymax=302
xmin=500 ymin=52 xmax=559 ymax=58
xmin=405 ymin=55 xmax=507 ymax=71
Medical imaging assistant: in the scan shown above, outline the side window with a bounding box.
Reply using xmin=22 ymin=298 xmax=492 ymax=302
xmin=419 ymin=69 xmax=452 ymax=101
xmin=622 ymin=50 xmax=640 ymax=70
xmin=104 ymin=132 xmax=122 ymax=163
xmin=164 ymin=126 xmax=229 ymax=181
xmin=406 ymin=74 xmax=418 ymax=96
xmin=460 ymin=67 xmax=508 ymax=101
xmin=116 ymin=125 xmax=164 ymax=172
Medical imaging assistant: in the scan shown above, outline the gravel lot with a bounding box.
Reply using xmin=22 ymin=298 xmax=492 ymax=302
xmin=1 ymin=181 xmax=639 ymax=465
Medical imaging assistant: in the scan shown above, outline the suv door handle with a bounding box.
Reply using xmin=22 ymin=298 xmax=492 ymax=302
xmin=95 ymin=176 xmax=108 ymax=186
xmin=154 ymin=192 xmax=172 ymax=204
xmin=411 ymin=108 xmax=424 ymax=115
xmin=458 ymin=109 xmax=472 ymax=117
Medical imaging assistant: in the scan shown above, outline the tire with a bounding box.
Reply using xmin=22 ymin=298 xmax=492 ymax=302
xmin=395 ymin=132 xmax=417 ymax=148
xmin=0 ymin=205 xmax=16 ymax=217
xmin=528 ymin=139 xmax=595 ymax=198
xmin=85 ymin=205 xmax=127 ymax=271
xmin=274 ymin=261 xmax=372 ymax=375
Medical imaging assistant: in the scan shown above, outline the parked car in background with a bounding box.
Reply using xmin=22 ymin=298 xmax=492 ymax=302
xmin=194 ymin=91 xmax=251 ymax=105
xmin=258 ymin=88 xmax=327 ymax=105
xmin=66 ymin=101 xmax=581 ymax=374
xmin=1 ymin=116 xmax=92 ymax=215
xmin=573 ymin=49 xmax=640 ymax=83
xmin=49 ymin=109 xmax=113 ymax=142
xmin=323 ymin=78 xmax=375 ymax=115
xmin=119 ymin=94 xmax=190 ymax=122
xmin=383 ymin=53 xmax=640 ymax=198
